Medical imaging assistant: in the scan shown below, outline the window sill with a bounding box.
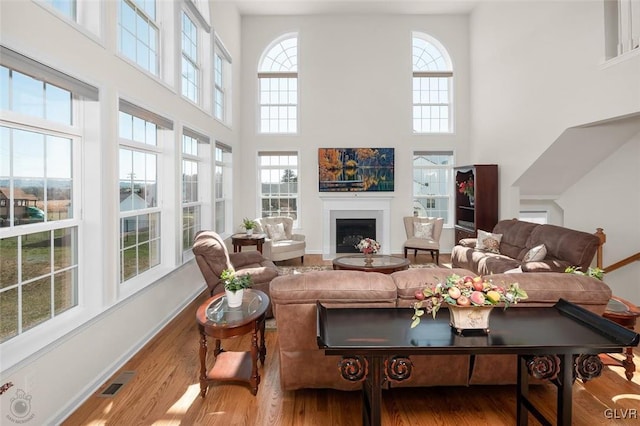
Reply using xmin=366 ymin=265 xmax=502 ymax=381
xmin=600 ymin=47 xmax=640 ymax=69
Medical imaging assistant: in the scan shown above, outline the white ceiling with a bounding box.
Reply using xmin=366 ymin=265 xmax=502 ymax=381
xmin=229 ymin=0 xmax=479 ymax=16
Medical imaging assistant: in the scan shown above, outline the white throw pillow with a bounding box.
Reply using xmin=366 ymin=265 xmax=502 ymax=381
xmin=523 ymin=244 xmax=547 ymax=262
xmin=475 ymin=230 xmax=502 ymax=254
xmin=266 ymin=223 xmax=287 ymax=241
xmin=413 ymin=222 xmax=434 ymax=239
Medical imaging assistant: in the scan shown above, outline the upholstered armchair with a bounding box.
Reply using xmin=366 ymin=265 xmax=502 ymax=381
xmin=254 ymin=216 xmax=306 ymax=263
xmin=192 ymin=231 xmax=279 ymax=317
xmin=403 ymin=216 xmax=444 ymax=264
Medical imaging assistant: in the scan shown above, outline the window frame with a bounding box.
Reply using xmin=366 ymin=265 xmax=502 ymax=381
xmin=118 ymin=0 xmax=160 ymax=77
xmin=214 ymin=142 xmax=232 ymax=236
xmin=412 ymin=151 xmax=454 ymax=226
xmin=412 ymin=32 xmax=454 ymax=134
xmin=257 ymin=151 xmax=299 ymax=226
xmin=258 ymin=34 xmax=298 ymax=134
xmin=181 ymin=10 xmax=200 ymax=104
xmin=181 ymin=128 xmax=209 ymax=261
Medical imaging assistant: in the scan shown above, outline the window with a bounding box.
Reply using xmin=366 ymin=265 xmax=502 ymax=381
xmin=181 ymin=11 xmax=199 ymax=103
xmin=605 ymin=0 xmax=640 ymax=59
xmin=0 ymin=49 xmax=98 ymax=343
xmin=46 ymin=0 xmax=76 ymax=19
xmin=412 ymin=151 xmax=454 ymax=225
xmin=119 ymin=0 xmax=159 ymax=76
xmin=214 ymin=36 xmax=232 ymax=123
xmin=258 ymin=151 xmax=298 ymax=222
xmin=412 ymin=33 xmax=453 ymax=133
xmin=214 ymin=142 xmax=232 ymax=235
xmin=181 ymin=129 xmax=208 ymax=259
xmin=118 ymin=101 xmax=172 ymax=283
xmin=258 ymin=34 xmax=298 ymax=134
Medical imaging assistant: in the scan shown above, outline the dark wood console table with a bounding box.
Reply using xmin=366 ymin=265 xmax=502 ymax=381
xmin=317 ymin=299 xmax=639 ymax=426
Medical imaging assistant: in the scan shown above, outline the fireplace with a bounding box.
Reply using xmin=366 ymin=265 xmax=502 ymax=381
xmin=321 ymin=196 xmax=392 ymax=260
xmin=335 ymin=218 xmax=376 ymax=253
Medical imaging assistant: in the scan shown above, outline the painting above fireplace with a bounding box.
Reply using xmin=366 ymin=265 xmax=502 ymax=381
xmin=318 ymin=148 xmax=394 ymax=192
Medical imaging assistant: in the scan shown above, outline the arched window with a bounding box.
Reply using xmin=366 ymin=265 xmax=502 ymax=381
xmin=412 ymin=33 xmax=453 ymax=133
xmin=258 ymin=34 xmax=298 ymax=133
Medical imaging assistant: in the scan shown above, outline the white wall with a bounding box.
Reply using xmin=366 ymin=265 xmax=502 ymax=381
xmin=470 ymin=1 xmax=640 ymax=303
xmin=0 ymin=1 xmax=242 ymax=423
xmin=239 ymin=14 xmax=471 ymax=254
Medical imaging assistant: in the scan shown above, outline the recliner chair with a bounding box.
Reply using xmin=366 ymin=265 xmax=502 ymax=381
xmin=192 ymin=231 xmax=279 ymax=317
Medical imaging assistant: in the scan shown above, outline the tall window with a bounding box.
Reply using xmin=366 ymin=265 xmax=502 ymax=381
xmin=119 ymin=0 xmax=159 ymax=76
xmin=182 ymin=129 xmax=208 ymax=259
xmin=46 ymin=0 xmax=76 ymax=19
xmin=258 ymin=34 xmax=298 ymax=134
xmin=258 ymin=151 xmax=298 ymax=222
xmin=0 ymin=51 xmax=97 ymax=342
xmin=214 ymin=142 xmax=232 ymax=234
xmin=412 ymin=33 xmax=453 ymax=133
xmin=118 ymin=102 xmax=171 ymax=283
xmin=412 ymin=151 xmax=453 ymax=225
xmin=604 ymin=0 xmax=640 ymax=58
xmin=181 ymin=11 xmax=199 ymax=103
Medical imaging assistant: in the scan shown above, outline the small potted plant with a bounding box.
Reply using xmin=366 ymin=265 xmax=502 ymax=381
xmin=220 ymin=269 xmax=252 ymax=308
xmin=242 ymin=218 xmax=257 ymax=236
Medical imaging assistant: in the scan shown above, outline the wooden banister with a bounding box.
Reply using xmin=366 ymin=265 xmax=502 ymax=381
xmin=604 ymin=252 xmax=640 ymax=274
xmin=594 ymin=228 xmax=606 ymax=269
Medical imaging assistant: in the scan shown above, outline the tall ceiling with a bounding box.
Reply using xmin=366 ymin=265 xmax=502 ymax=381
xmin=229 ymin=0 xmax=479 ymax=16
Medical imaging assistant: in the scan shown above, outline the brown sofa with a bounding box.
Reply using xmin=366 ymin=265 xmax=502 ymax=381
xmin=269 ymin=267 xmax=611 ymax=390
xmin=451 ymin=219 xmax=601 ymax=275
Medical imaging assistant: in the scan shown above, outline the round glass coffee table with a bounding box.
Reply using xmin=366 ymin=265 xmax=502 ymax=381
xmin=196 ymin=289 xmax=269 ymax=396
xmin=332 ymin=254 xmax=410 ymax=274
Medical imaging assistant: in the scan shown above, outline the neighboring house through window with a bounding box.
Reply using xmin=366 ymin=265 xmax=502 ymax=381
xmin=412 ymin=151 xmax=454 ymax=225
xmin=118 ymin=100 xmax=172 ymax=283
xmin=258 ymin=34 xmax=298 ymax=133
xmin=0 ymin=46 xmax=99 ymax=343
xmin=412 ymin=32 xmax=453 ymax=133
xmin=258 ymin=151 xmax=299 ymax=223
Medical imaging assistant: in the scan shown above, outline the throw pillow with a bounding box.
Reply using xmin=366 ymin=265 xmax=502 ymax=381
xmin=413 ymin=222 xmax=434 ymax=239
xmin=523 ymin=244 xmax=547 ymax=262
xmin=266 ymin=223 xmax=287 ymax=241
xmin=475 ymin=230 xmax=502 ymax=253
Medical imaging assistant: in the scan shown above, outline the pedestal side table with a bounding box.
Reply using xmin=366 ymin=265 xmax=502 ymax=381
xmin=196 ymin=289 xmax=269 ymax=396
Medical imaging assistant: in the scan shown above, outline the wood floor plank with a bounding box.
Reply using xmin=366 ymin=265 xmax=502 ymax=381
xmin=63 ymin=255 xmax=640 ymax=425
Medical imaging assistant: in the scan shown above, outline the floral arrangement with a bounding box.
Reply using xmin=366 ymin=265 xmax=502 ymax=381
xmin=411 ymin=273 xmax=528 ymax=328
xmin=355 ymin=238 xmax=381 ymax=255
xmin=457 ymin=177 xmax=474 ymax=197
xmin=564 ymin=266 xmax=604 ymax=281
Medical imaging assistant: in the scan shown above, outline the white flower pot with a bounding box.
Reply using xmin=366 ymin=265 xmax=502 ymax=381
xmin=225 ymin=289 xmax=244 ymax=308
xmin=246 ymin=229 xmax=253 ymax=236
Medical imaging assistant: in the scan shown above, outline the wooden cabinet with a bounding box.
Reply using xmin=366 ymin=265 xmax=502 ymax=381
xmin=454 ymin=164 xmax=498 ymax=242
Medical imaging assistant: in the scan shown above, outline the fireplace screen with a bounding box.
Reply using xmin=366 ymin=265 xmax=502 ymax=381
xmin=336 ymin=218 xmax=376 ymax=253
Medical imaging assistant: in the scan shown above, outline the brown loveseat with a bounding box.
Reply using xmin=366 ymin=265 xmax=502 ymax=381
xmin=451 ymin=219 xmax=602 ymax=275
xmin=269 ymin=267 xmax=611 ymax=391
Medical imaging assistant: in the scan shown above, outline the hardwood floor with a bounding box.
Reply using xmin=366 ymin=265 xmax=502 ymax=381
xmin=63 ymin=254 xmax=640 ymax=425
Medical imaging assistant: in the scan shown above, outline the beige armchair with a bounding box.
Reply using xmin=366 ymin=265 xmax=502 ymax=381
xmin=192 ymin=231 xmax=279 ymax=316
xmin=254 ymin=216 xmax=306 ymax=263
xmin=403 ymin=216 xmax=444 ymax=264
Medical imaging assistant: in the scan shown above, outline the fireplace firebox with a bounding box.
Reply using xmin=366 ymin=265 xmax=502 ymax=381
xmin=336 ymin=218 xmax=376 ymax=253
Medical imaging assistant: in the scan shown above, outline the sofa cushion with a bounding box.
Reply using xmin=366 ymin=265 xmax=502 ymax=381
xmin=523 ymin=244 xmax=547 ymax=262
xmin=413 ymin=222 xmax=433 ymax=239
xmin=527 ymin=224 xmax=600 ymax=271
xmin=493 ymin=219 xmax=539 ymax=260
xmin=476 ymin=230 xmax=502 ymax=253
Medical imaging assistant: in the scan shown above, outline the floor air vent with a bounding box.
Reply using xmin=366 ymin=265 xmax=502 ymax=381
xmin=99 ymin=371 xmax=135 ymax=397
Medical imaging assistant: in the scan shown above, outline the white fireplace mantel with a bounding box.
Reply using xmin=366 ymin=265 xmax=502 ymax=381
xmin=321 ymin=195 xmax=393 ymax=260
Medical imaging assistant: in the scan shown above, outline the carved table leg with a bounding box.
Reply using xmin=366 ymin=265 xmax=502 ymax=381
xmin=250 ymin=322 xmax=260 ymax=395
xmin=258 ymin=316 xmax=266 ymax=365
xmin=199 ymin=327 xmax=208 ymax=398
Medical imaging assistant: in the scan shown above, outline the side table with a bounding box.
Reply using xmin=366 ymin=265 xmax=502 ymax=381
xmin=602 ymin=296 xmax=640 ymax=380
xmin=231 ymin=233 xmax=266 ymax=254
xmin=196 ymin=289 xmax=269 ymax=396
